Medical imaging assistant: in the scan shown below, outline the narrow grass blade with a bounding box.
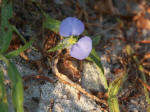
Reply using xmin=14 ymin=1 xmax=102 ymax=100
xmin=11 ymin=25 xmax=27 ymax=44
xmin=0 ymin=0 xmax=13 ymax=53
xmin=0 ymin=25 xmax=13 ymax=53
xmin=0 ymin=67 xmax=8 ymax=112
xmin=108 ymin=96 xmax=120 ymax=112
xmin=107 ymin=74 xmax=127 ymax=112
xmin=5 ymin=40 xmax=34 ymax=58
xmin=126 ymin=45 xmax=150 ymax=111
xmin=133 ymin=56 xmax=150 ymax=111
xmin=0 ymin=54 xmax=9 ymax=66
xmin=7 ymin=62 xmax=24 ymax=112
xmin=86 ymin=48 xmax=108 ymax=90
xmin=47 ymin=43 xmax=64 ymax=53
xmin=0 ymin=55 xmax=24 ymax=112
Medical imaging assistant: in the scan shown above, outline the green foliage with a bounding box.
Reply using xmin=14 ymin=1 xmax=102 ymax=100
xmin=0 ymin=0 xmax=13 ymax=53
xmin=133 ymin=55 xmax=150 ymax=111
xmin=108 ymin=97 xmax=119 ymax=112
xmin=86 ymin=48 xmax=108 ymax=90
xmin=43 ymin=15 xmax=61 ymax=33
xmin=38 ymin=6 xmax=61 ymax=33
xmin=0 ymin=0 xmax=34 ymax=111
xmin=0 ymin=68 xmax=8 ymax=112
xmin=47 ymin=42 xmax=64 ymax=52
xmin=5 ymin=40 xmax=34 ymax=58
xmin=11 ymin=25 xmax=27 ymax=44
xmin=33 ymin=2 xmax=61 ymax=33
xmin=125 ymin=45 xmax=133 ymax=56
xmin=107 ymin=74 xmax=127 ymax=112
xmin=92 ymin=35 xmax=101 ymax=46
xmin=7 ymin=62 xmax=24 ymax=112
xmin=0 ymin=55 xmax=24 ymax=112
xmin=126 ymin=45 xmax=150 ymax=111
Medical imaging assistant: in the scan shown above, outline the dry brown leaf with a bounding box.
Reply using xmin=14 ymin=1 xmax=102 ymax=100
xmin=8 ymin=33 xmax=21 ymax=51
xmin=113 ymin=68 xmax=124 ymax=75
xmin=134 ymin=7 xmax=150 ymax=30
xmin=57 ymin=59 xmax=81 ymax=82
xmin=144 ymin=53 xmax=150 ymax=60
xmin=20 ymin=52 xmax=29 ymax=60
xmin=136 ymin=17 xmax=150 ymax=30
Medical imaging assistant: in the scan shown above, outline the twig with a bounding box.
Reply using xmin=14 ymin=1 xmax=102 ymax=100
xmin=138 ymin=78 xmax=150 ymax=91
xmin=50 ymin=57 xmax=108 ymax=106
xmin=23 ymin=74 xmax=55 ymax=83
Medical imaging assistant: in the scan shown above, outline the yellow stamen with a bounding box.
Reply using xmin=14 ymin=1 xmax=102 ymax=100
xmin=68 ymin=36 xmax=76 ymax=44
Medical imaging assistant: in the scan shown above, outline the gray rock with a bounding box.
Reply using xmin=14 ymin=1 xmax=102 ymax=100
xmin=38 ymin=82 xmax=102 ymax=112
xmin=81 ymin=62 xmax=105 ymax=92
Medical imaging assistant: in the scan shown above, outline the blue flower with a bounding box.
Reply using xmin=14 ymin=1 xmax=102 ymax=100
xmin=59 ymin=17 xmax=84 ymax=37
xmin=70 ymin=36 xmax=92 ymax=60
xmin=59 ymin=17 xmax=92 ymax=60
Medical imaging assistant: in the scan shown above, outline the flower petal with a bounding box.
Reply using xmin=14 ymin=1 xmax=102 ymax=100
xmin=70 ymin=36 xmax=92 ymax=60
xmin=59 ymin=17 xmax=84 ymax=37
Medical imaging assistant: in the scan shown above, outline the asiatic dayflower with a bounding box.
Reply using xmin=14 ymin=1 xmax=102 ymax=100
xmin=59 ymin=17 xmax=84 ymax=37
xmin=59 ymin=17 xmax=92 ymax=60
xmin=70 ymin=36 xmax=92 ymax=60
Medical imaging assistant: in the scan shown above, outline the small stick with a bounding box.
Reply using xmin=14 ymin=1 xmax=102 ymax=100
xmin=50 ymin=58 xmax=108 ymax=106
xmin=23 ymin=74 xmax=54 ymax=83
xmin=138 ymin=78 xmax=150 ymax=91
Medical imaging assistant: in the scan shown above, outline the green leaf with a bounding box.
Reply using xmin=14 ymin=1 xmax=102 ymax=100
xmin=139 ymin=65 xmax=150 ymax=111
xmin=0 ymin=68 xmax=8 ymax=112
xmin=47 ymin=43 xmax=64 ymax=53
xmin=43 ymin=13 xmax=61 ymax=33
xmin=1 ymin=0 xmax=13 ymax=28
xmin=108 ymin=74 xmax=127 ymax=97
xmin=125 ymin=45 xmax=133 ymax=56
xmin=134 ymin=56 xmax=150 ymax=111
xmin=0 ymin=54 xmax=9 ymax=66
xmin=5 ymin=40 xmax=34 ymax=58
xmin=0 ymin=0 xmax=13 ymax=53
xmin=32 ymin=2 xmax=61 ymax=33
xmin=7 ymin=62 xmax=24 ymax=112
xmin=92 ymin=35 xmax=101 ymax=46
xmin=0 ymin=102 xmax=8 ymax=112
xmin=0 ymin=68 xmax=5 ymax=100
xmin=128 ymin=45 xmax=150 ymax=111
xmin=0 ymin=24 xmax=13 ymax=53
xmin=0 ymin=55 xmax=24 ymax=112
xmin=108 ymin=96 xmax=120 ymax=112
xmin=86 ymin=48 xmax=108 ymax=89
xmin=107 ymin=74 xmax=127 ymax=112
xmin=11 ymin=25 xmax=27 ymax=44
